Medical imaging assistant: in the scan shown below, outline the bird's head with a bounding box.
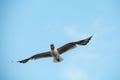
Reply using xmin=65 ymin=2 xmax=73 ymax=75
xmin=50 ymin=44 xmax=55 ymax=50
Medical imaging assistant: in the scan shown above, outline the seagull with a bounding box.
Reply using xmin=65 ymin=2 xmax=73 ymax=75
xmin=18 ymin=36 xmax=92 ymax=63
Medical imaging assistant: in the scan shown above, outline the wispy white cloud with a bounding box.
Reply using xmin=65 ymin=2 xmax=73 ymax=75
xmin=64 ymin=26 xmax=91 ymax=39
xmin=64 ymin=17 xmax=117 ymax=39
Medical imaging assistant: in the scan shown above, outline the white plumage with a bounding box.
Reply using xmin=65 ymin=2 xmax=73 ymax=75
xmin=50 ymin=48 xmax=63 ymax=63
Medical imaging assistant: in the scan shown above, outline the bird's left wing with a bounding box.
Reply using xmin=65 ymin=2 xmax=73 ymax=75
xmin=18 ymin=51 xmax=52 ymax=63
xmin=57 ymin=42 xmax=77 ymax=54
xmin=57 ymin=36 xmax=92 ymax=54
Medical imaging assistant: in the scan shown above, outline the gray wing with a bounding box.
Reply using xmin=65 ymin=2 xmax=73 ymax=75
xmin=18 ymin=51 xmax=52 ymax=63
xmin=57 ymin=36 xmax=92 ymax=54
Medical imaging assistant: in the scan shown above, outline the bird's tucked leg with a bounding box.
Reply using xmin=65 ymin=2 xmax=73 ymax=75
xmin=53 ymin=56 xmax=63 ymax=63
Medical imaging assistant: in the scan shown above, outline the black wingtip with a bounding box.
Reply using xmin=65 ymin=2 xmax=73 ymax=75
xmin=85 ymin=35 xmax=92 ymax=41
xmin=89 ymin=35 xmax=92 ymax=40
xmin=17 ymin=59 xmax=29 ymax=63
xmin=76 ymin=36 xmax=92 ymax=45
xmin=84 ymin=35 xmax=92 ymax=44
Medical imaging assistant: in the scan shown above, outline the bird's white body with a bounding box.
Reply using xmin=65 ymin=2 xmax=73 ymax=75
xmin=50 ymin=48 xmax=63 ymax=63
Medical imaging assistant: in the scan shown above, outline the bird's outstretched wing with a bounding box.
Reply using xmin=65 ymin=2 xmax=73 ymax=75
xmin=18 ymin=51 xmax=52 ymax=63
xmin=57 ymin=36 xmax=92 ymax=54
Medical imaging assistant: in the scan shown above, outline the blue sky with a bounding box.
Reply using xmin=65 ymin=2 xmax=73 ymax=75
xmin=0 ymin=0 xmax=120 ymax=80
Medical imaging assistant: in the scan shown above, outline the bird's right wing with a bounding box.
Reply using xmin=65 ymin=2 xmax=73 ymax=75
xmin=29 ymin=51 xmax=52 ymax=60
xmin=18 ymin=51 xmax=52 ymax=63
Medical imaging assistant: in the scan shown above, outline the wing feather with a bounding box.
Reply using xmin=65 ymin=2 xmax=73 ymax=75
xmin=18 ymin=51 xmax=52 ymax=63
xmin=57 ymin=36 xmax=92 ymax=54
xmin=57 ymin=42 xmax=77 ymax=54
xmin=29 ymin=51 xmax=52 ymax=60
xmin=74 ymin=36 xmax=92 ymax=45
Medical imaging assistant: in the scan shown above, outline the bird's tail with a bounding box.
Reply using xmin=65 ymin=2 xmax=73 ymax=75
xmin=53 ymin=56 xmax=63 ymax=63
xmin=17 ymin=58 xmax=30 ymax=63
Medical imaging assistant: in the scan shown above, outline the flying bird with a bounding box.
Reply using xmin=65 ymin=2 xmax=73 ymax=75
xmin=18 ymin=36 xmax=92 ymax=63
